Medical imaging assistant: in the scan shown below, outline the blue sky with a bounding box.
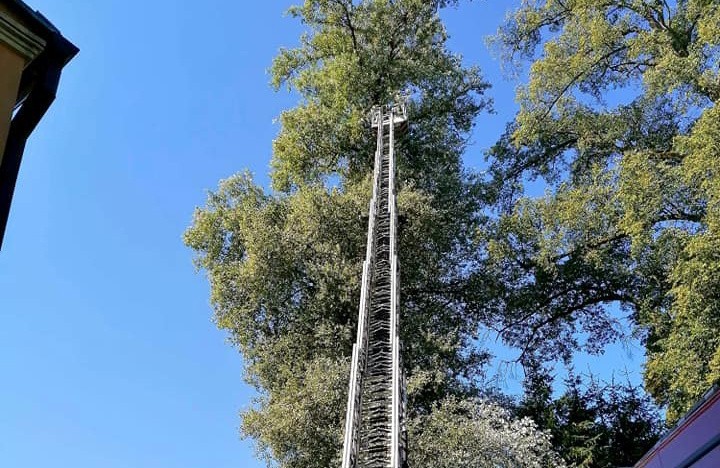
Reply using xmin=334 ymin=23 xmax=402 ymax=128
xmin=0 ymin=1 xmax=643 ymax=467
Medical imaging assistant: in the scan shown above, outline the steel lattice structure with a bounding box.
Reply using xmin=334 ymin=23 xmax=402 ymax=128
xmin=342 ymin=102 xmax=408 ymax=468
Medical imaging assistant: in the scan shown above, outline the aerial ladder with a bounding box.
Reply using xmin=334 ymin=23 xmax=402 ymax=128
xmin=342 ymin=101 xmax=408 ymax=468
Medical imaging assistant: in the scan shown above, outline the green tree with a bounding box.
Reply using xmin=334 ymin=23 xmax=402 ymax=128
xmin=183 ymin=1 xmax=545 ymax=466
xmin=518 ymin=368 xmax=662 ymax=468
xmin=486 ymin=0 xmax=720 ymax=423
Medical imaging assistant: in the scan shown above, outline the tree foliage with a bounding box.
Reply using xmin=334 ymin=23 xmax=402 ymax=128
xmin=518 ymin=369 xmax=662 ymax=468
xmin=184 ymin=0 xmax=692 ymax=464
xmin=489 ymin=0 xmax=720 ymax=422
xmin=411 ymin=397 xmax=566 ymax=468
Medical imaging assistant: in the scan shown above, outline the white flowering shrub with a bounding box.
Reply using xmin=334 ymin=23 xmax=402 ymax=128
xmin=409 ymin=398 xmax=566 ymax=468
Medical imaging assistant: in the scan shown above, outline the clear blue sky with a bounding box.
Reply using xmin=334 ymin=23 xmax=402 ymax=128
xmin=0 ymin=1 xmax=643 ymax=467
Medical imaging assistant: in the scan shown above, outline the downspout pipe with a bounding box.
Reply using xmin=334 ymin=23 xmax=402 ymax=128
xmin=0 ymin=24 xmax=77 ymax=249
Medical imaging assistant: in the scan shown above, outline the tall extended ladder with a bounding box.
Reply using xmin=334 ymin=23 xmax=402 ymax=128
xmin=342 ymin=102 xmax=408 ymax=468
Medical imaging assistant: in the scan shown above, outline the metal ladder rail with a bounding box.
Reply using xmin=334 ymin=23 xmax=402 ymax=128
xmin=342 ymin=109 xmax=385 ymax=468
xmin=359 ymin=122 xmax=393 ymax=468
xmin=388 ymin=106 xmax=403 ymax=468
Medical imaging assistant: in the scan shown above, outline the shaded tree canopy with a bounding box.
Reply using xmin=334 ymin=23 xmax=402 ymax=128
xmin=518 ymin=368 xmax=662 ymax=468
xmin=487 ymin=0 xmax=720 ymax=423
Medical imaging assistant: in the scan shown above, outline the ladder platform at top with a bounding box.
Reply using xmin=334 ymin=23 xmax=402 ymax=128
xmin=371 ymin=102 xmax=408 ymax=130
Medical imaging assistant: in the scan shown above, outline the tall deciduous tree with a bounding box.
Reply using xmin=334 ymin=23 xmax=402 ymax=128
xmin=185 ymin=1 xmax=563 ymax=466
xmin=488 ymin=0 xmax=720 ymax=423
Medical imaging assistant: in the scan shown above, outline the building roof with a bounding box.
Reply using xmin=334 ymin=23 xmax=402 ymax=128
xmin=2 ymin=0 xmax=78 ymax=108
xmin=3 ymin=0 xmax=78 ymax=65
xmin=635 ymin=384 xmax=720 ymax=467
